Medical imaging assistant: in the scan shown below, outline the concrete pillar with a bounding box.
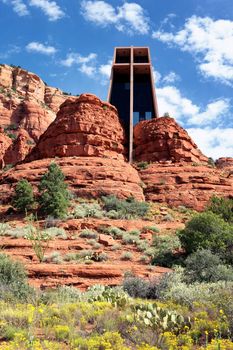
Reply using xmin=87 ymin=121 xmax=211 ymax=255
xmin=129 ymin=46 xmax=134 ymax=163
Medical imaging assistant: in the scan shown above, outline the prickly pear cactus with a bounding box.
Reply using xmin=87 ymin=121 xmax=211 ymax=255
xmin=131 ymin=302 xmax=191 ymax=332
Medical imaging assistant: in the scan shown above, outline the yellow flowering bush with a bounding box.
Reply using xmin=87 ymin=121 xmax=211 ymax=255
xmin=199 ymin=339 xmax=233 ymax=350
xmin=137 ymin=345 xmax=159 ymax=350
xmin=53 ymin=324 xmax=70 ymax=340
xmin=71 ymin=331 xmax=130 ymax=350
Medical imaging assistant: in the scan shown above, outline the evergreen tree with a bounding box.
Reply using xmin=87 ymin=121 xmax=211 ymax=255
xmin=38 ymin=162 xmax=70 ymax=218
xmin=13 ymin=179 xmax=34 ymax=213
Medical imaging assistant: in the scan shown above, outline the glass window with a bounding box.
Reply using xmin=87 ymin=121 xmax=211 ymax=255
xmin=133 ymin=112 xmax=139 ymax=125
xmin=124 ymin=82 xmax=130 ymax=90
xmin=145 ymin=111 xmax=152 ymax=120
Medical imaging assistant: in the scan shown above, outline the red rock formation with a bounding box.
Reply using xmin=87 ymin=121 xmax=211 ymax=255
xmin=0 ymin=64 xmax=71 ymax=142
xmin=26 ymin=94 xmax=125 ymax=161
xmin=0 ymin=157 xmax=144 ymax=202
xmin=18 ymin=100 xmax=55 ymax=141
xmin=3 ymin=129 xmax=33 ymax=166
xmin=139 ymin=163 xmax=233 ymax=211
xmin=0 ymin=127 xmax=12 ymax=168
xmin=45 ymin=87 xmax=70 ymax=113
xmin=134 ymin=117 xmax=208 ymax=163
xmin=216 ymin=157 xmax=233 ymax=170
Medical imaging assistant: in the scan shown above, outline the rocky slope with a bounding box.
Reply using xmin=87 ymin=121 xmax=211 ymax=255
xmin=0 ymin=214 xmax=177 ymax=290
xmin=139 ymin=162 xmax=233 ymax=211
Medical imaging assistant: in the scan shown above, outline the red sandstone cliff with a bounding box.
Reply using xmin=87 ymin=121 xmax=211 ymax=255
xmin=0 ymin=64 xmax=74 ymax=166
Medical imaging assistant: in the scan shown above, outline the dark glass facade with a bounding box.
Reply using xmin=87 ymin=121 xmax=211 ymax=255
xmin=133 ymin=73 xmax=155 ymax=124
xmin=110 ymin=72 xmax=130 ymax=130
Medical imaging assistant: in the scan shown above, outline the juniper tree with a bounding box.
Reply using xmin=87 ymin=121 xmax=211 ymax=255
xmin=12 ymin=179 xmax=35 ymax=213
xmin=38 ymin=162 xmax=70 ymax=218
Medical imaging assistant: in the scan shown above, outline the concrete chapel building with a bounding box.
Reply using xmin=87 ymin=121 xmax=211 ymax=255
xmin=108 ymin=46 xmax=159 ymax=162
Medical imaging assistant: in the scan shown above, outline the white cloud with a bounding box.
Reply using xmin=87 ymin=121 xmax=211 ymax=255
xmin=80 ymin=0 xmax=115 ymax=25
xmin=60 ymin=52 xmax=97 ymax=67
xmin=99 ymin=61 xmax=111 ymax=78
xmin=157 ymin=85 xmax=231 ymax=127
xmin=153 ymin=70 xmax=161 ymax=84
xmin=80 ymin=0 xmax=150 ymax=35
xmin=26 ymin=42 xmax=57 ymax=55
xmin=1 ymin=0 xmax=29 ymax=16
xmin=29 ymin=0 xmax=64 ymax=21
xmin=60 ymin=52 xmax=97 ymax=77
xmin=152 ymin=16 xmax=233 ymax=85
xmin=154 ymin=71 xmax=233 ymax=158
xmin=187 ymin=128 xmax=233 ymax=159
xmin=0 ymin=44 xmax=21 ymax=59
xmin=162 ymin=71 xmax=180 ymax=84
xmin=79 ymin=63 xmax=96 ymax=77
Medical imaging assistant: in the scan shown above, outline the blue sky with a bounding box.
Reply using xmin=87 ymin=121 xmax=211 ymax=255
xmin=0 ymin=0 xmax=233 ymax=159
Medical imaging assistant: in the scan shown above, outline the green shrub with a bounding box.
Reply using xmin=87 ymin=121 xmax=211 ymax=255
xmin=102 ymin=195 xmax=149 ymax=219
xmin=43 ymin=227 xmax=67 ymax=239
xmin=105 ymin=210 xmax=121 ymax=219
xmin=143 ymin=226 xmax=160 ymax=233
xmin=159 ymin=271 xmax=233 ymax=306
xmin=120 ymin=252 xmax=133 ymax=260
xmin=128 ymin=229 xmax=141 ymax=236
xmin=162 ymin=213 xmax=174 ymax=222
xmin=104 ymin=226 xmax=125 ymax=238
xmin=7 ymin=132 xmax=17 ymax=140
xmin=208 ymin=157 xmax=216 ymax=167
xmin=139 ymin=255 xmax=149 ymax=263
xmin=152 ymin=235 xmax=182 ymax=267
xmin=44 ymin=251 xmax=63 ymax=264
xmin=78 ymin=250 xmax=94 ymax=260
xmin=177 ymin=212 xmax=233 ymax=262
xmin=97 ymin=252 xmax=108 ymax=261
xmin=79 ymin=229 xmax=98 ymax=239
xmin=12 ymin=179 xmax=35 ymax=213
xmin=137 ymin=240 xmax=149 ymax=252
xmin=41 ymin=285 xmax=82 ymax=304
xmin=44 ymin=216 xmax=61 ymax=228
xmin=137 ymin=161 xmax=149 ymax=170
xmin=0 ymin=223 xmax=10 ymax=236
xmin=123 ymin=276 xmax=159 ymax=299
xmin=184 ymin=249 xmax=233 ymax=283
xmin=38 ymin=163 xmax=70 ymax=218
xmin=111 ymin=243 xmax=121 ymax=251
xmin=73 ymin=202 xmax=104 ymax=218
xmin=122 ymin=233 xmax=140 ymax=245
xmin=207 ymin=196 xmax=233 ymax=223
xmin=64 ymin=252 xmax=80 ymax=262
xmin=0 ymin=254 xmax=33 ymax=300
xmin=123 ymin=277 xmax=150 ymax=298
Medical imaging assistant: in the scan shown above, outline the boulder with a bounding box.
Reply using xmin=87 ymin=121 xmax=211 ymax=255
xmin=26 ymin=94 xmax=126 ymax=161
xmin=134 ymin=117 xmax=208 ymax=163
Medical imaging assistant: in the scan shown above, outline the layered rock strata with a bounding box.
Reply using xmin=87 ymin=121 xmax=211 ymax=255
xmin=139 ymin=163 xmax=233 ymax=211
xmin=26 ymin=94 xmax=125 ymax=161
xmin=0 ymin=157 xmax=144 ymax=202
xmin=134 ymin=117 xmax=208 ymax=163
xmin=0 ymin=64 xmax=72 ymax=142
